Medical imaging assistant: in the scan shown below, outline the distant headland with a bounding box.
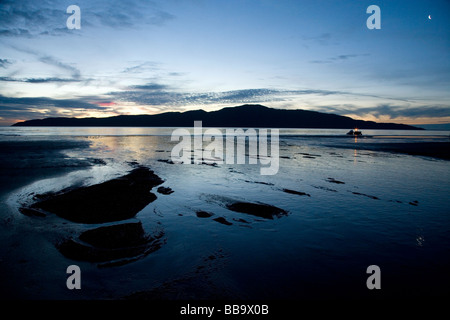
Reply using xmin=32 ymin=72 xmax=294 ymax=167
xmin=12 ymin=104 xmax=422 ymax=130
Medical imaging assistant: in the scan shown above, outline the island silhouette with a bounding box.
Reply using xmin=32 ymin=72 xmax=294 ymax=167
xmin=13 ymin=104 xmax=422 ymax=130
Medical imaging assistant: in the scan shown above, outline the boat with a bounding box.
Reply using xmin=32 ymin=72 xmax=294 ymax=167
xmin=346 ymin=128 xmax=362 ymax=136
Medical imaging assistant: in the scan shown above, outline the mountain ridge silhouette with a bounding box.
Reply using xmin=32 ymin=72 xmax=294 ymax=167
xmin=12 ymin=104 xmax=422 ymax=130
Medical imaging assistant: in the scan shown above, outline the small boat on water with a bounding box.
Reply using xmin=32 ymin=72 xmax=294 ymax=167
xmin=346 ymin=128 xmax=362 ymax=136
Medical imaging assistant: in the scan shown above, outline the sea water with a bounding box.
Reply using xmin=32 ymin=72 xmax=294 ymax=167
xmin=0 ymin=127 xmax=449 ymax=299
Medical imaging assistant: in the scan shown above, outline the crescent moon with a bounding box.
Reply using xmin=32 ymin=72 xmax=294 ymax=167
xmin=428 ymin=15 xmax=432 ymax=20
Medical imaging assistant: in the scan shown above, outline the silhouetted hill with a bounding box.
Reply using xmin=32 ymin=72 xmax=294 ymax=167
xmin=12 ymin=104 xmax=422 ymax=130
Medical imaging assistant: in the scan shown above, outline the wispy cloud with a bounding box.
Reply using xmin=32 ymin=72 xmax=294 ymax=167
xmin=0 ymin=95 xmax=105 ymax=110
xmin=120 ymin=61 xmax=159 ymax=74
xmin=8 ymin=45 xmax=82 ymax=81
xmin=301 ymin=33 xmax=336 ymax=46
xmin=88 ymin=1 xmax=174 ymax=29
xmin=310 ymin=53 xmax=370 ymax=64
xmin=315 ymin=104 xmax=450 ymax=119
xmin=0 ymin=1 xmax=67 ymax=37
xmin=0 ymin=58 xmax=13 ymax=68
xmin=109 ymin=84 xmax=408 ymax=108
xmin=0 ymin=0 xmax=174 ymax=38
xmin=38 ymin=55 xmax=81 ymax=79
xmin=129 ymin=83 xmax=170 ymax=91
xmin=0 ymin=76 xmax=82 ymax=83
xmin=109 ymin=87 xmax=344 ymax=107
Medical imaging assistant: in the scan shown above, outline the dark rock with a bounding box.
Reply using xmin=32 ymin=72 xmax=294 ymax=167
xmin=57 ymin=222 xmax=164 ymax=264
xmin=90 ymin=158 xmax=107 ymax=165
xmin=25 ymin=167 xmax=164 ymax=223
xmin=312 ymin=185 xmax=337 ymax=192
xmin=157 ymin=159 xmax=175 ymax=164
xmin=282 ymin=188 xmax=311 ymax=197
xmin=327 ymin=178 xmax=345 ymax=184
xmin=244 ymin=180 xmax=274 ymax=186
xmin=79 ymin=222 xmax=150 ymax=248
xmin=196 ymin=211 xmax=213 ymax=218
xmin=213 ymin=217 xmax=233 ymax=226
xmin=233 ymin=218 xmax=250 ymax=224
xmin=409 ymin=200 xmax=419 ymax=206
xmin=226 ymin=202 xmax=288 ymax=219
xmin=297 ymin=153 xmax=321 ymax=157
xmin=157 ymin=186 xmax=174 ymax=195
xmin=352 ymin=192 xmax=379 ymax=200
xmin=201 ymin=162 xmax=218 ymax=167
xmin=19 ymin=207 xmax=46 ymax=217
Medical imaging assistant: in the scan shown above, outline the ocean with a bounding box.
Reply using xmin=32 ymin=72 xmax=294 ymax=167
xmin=0 ymin=127 xmax=449 ymax=300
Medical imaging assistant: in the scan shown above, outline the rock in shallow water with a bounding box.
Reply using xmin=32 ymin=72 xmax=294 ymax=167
xmin=282 ymin=188 xmax=311 ymax=197
xmin=213 ymin=217 xmax=233 ymax=225
xmin=57 ymin=221 xmax=164 ymax=266
xmin=25 ymin=167 xmax=164 ymax=223
xmin=157 ymin=186 xmax=174 ymax=195
xmin=226 ymin=202 xmax=288 ymax=220
xmin=196 ymin=210 xmax=213 ymax=218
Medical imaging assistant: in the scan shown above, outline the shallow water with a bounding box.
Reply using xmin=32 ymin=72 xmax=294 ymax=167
xmin=0 ymin=127 xmax=449 ymax=300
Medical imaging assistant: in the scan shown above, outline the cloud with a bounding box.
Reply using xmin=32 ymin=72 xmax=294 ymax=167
xmin=0 ymin=95 xmax=105 ymax=110
xmin=0 ymin=1 xmax=66 ymax=37
xmin=121 ymin=61 xmax=159 ymax=74
xmin=0 ymin=76 xmax=82 ymax=83
xmin=108 ymin=85 xmax=351 ymax=107
xmin=0 ymin=0 xmax=174 ymax=38
xmin=301 ymin=33 xmax=335 ymax=46
xmin=38 ymin=55 xmax=81 ymax=79
xmin=129 ymin=83 xmax=170 ymax=91
xmin=0 ymin=58 xmax=13 ymax=68
xmin=310 ymin=53 xmax=370 ymax=64
xmin=89 ymin=2 xmax=174 ymax=29
xmin=315 ymin=104 xmax=450 ymax=119
xmin=0 ymin=95 xmax=109 ymax=122
xmin=8 ymin=46 xmax=82 ymax=80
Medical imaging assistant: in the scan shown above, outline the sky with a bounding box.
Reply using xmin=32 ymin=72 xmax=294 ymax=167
xmin=0 ymin=0 xmax=449 ymax=126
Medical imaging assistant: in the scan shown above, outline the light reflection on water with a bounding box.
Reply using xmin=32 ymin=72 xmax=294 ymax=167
xmin=1 ymin=126 xmax=449 ymax=138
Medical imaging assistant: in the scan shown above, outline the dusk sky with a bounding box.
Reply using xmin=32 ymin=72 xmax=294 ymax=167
xmin=0 ymin=0 xmax=449 ymax=126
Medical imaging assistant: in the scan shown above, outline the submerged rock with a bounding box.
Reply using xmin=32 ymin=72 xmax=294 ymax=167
xmin=57 ymin=221 xmax=164 ymax=266
xmin=226 ymin=202 xmax=288 ymax=220
xmin=25 ymin=167 xmax=164 ymax=223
